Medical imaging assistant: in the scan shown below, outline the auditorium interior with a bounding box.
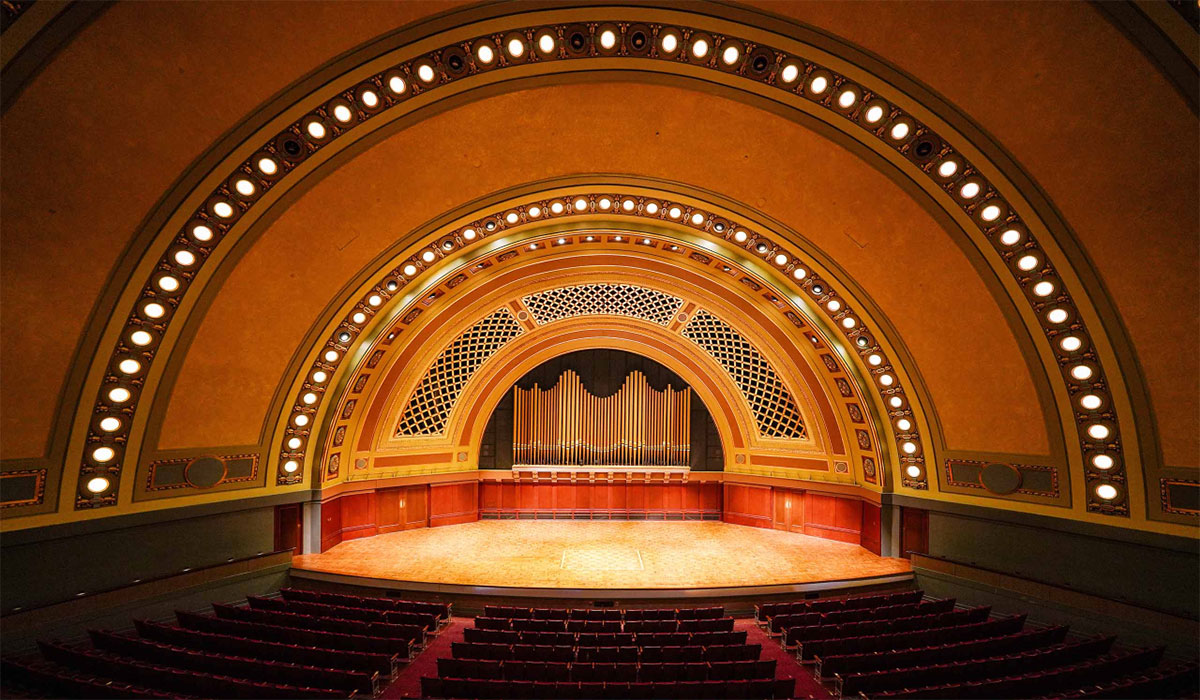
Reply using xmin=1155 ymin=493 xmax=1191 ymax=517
xmin=1 ymin=1 xmax=1197 ymax=698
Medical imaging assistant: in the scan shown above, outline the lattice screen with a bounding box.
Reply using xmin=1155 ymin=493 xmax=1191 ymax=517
xmin=396 ymin=308 xmax=524 ymax=435
xmin=522 ymin=284 xmax=684 ymax=326
xmin=682 ymin=310 xmax=807 ymax=439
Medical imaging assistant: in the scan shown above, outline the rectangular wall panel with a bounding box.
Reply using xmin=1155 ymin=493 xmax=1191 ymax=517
xmin=722 ymin=483 xmax=772 ymax=529
xmin=430 ymin=481 xmax=478 ymax=527
xmin=477 ymin=481 xmax=721 ymax=519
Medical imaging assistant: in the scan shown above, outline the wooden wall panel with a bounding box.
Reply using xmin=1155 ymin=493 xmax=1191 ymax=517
xmin=339 ymin=493 xmax=377 ymax=543
xmin=377 ymin=488 xmax=402 ymax=534
xmin=273 ymin=504 xmax=302 ymax=553
xmin=430 ymin=481 xmax=478 ymax=527
xmin=405 ymin=485 xmax=429 ymax=529
xmin=476 ymin=482 xmax=721 ymax=519
xmin=901 ymin=507 xmax=929 ymax=558
xmin=860 ymin=501 xmax=882 ymax=555
xmin=320 ymin=497 xmax=342 ymax=552
xmin=722 ymin=483 xmax=772 ymax=529
xmin=802 ymin=493 xmax=861 ymax=544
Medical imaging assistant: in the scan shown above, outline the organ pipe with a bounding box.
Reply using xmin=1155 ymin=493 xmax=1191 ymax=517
xmin=512 ymin=370 xmax=691 ymax=466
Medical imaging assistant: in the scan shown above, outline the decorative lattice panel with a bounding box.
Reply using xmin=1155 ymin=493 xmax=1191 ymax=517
xmin=682 ymin=310 xmax=807 ymax=439
xmin=523 ymin=284 xmax=684 ymax=327
xmin=396 ymin=308 xmax=524 ymax=435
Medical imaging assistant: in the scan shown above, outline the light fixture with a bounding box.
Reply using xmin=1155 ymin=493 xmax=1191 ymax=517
xmin=937 ymin=160 xmax=959 ymax=178
xmin=721 ymin=45 xmax=740 ymax=65
xmin=287 ymin=437 xmax=303 ymax=450
xmin=352 ymin=312 xmax=366 ymax=324
xmin=896 ymin=418 xmax=913 ymax=431
xmin=108 ymin=387 xmax=131 ymax=403
xmin=645 ymin=202 xmax=659 ymax=215
xmin=311 ymin=370 xmax=328 ymax=383
xmin=901 ymin=441 xmax=918 ymax=454
xmin=283 ymin=460 xmax=300 ymax=473
xmin=668 ymin=206 xmax=682 ymax=219
xmin=388 ymin=75 xmax=406 ymax=94
xmin=889 ymin=396 xmax=904 ymax=408
xmin=905 ymin=465 xmax=922 ymax=478
xmin=622 ymin=199 xmax=636 ymax=212
xmin=980 ymin=204 xmax=1002 ymax=221
xmin=792 ymin=268 xmax=806 ymax=280
xmin=417 ymin=64 xmax=436 ymax=83
xmin=780 ymin=64 xmax=799 ymax=83
xmin=573 ymin=198 xmax=588 ymax=211
xmin=550 ymin=201 xmax=565 ymax=214
xmin=1017 ymin=254 xmax=1040 ymax=271
xmin=809 ymin=75 xmax=828 ymax=94
xmin=302 ymin=392 xmax=318 ymax=405
xmin=691 ymin=212 xmax=705 ymax=225
xmin=733 ymin=230 xmax=748 ymax=243
xmin=174 ymin=250 xmax=196 ymax=266
xmin=129 ymin=330 xmax=153 ymax=346
xmin=86 ymin=477 xmax=110 ymax=494
xmin=537 ymin=33 xmax=556 ymax=55
xmin=1079 ymin=394 xmax=1103 ymax=410
xmin=959 ymin=182 xmax=981 ymax=199
xmin=403 ymin=264 xmax=417 ymax=276
xmin=212 ymin=201 xmax=234 ymax=218
xmin=660 ymin=32 xmax=679 ymax=54
xmin=1033 ymin=280 xmax=1055 ymax=297
xmin=462 ymin=228 xmax=477 ymax=240
xmin=1047 ymin=308 xmax=1069 ymax=324
xmin=476 ymin=44 xmax=495 ymax=64
xmin=889 ymin=122 xmax=910 ymax=140
xmin=505 ymin=212 xmax=519 ymax=224
xmin=842 ymin=317 xmax=857 ymax=328
xmin=826 ymin=300 xmax=841 ymax=312
xmin=999 ymin=228 xmax=1022 ymax=246
xmin=293 ymin=414 xmax=310 ymax=427
xmin=234 ymin=179 xmax=255 ymax=197
xmin=92 ymin=446 xmax=116 ymax=463
xmin=157 ymin=276 xmax=180 ymax=292
xmin=360 ymin=90 xmax=378 ymax=108
xmin=506 ymin=37 xmax=525 ymax=58
xmin=1087 ymin=424 xmax=1110 ymax=440
xmin=837 ymin=90 xmax=856 ymax=108
xmin=1070 ymin=365 xmax=1093 ymax=381
xmin=421 ymin=250 xmax=436 ymax=263
xmin=599 ymin=30 xmax=617 ymax=50
xmin=1059 ymin=335 xmax=1083 ymax=352
xmin=1092 ymin=454 xmax=1114 ymax=469
xmin=868 ymin=354 xmax=883 ymax=366
xmin=1095 ymin=483 xmax=1118 ymax=500
xmin=305 ymin=121 xmax=326 ymax=139
xmin=879 ymin=374 xmax=895 ymax=386
xmin=691 ymin=38 xmax=709 ymax=59
xmin=598 ymin=198 xmax=612 ymax=210
xmin=99 ymin=417 xmax=122 ymax=432
xmin=333 ymin=104 xmax=353 ymax=123
xmin=118 ymin=359 xmax=141 ymax=375
xmin=774 ymin=254 xmax=788 ymax=266
xmin=323 ymin=350 xmax=339 ymax=362
xmin=865 ymin=105 xmax=885 ymax=123
xmin=191 ymin=224 xmax=214 ymax=242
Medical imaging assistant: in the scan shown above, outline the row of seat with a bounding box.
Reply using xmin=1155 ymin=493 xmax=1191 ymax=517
xmin=866 ymin=646 xmax=1166 ymax=698
xmin=248 ymin=595 xmax=438 ymax=630
xmin=87 ymin=629 xmax=379 ymax=695
xmin=756 ymin=589 xmax=923 ymax=622
xmin=0 ymin=657 xmax=177 ymax=699
xmin=135 ymin=618 xmax=399 ymax=678
xmin=767 ymin=598 xmax=955 ymax=634
xmin=474 ymin=616 xmax=736 ymax=633
xmin=813 ymin=624 xmax=1068 ymax=678
xmin=835 ymin=635 xmax=1115 ymax=696
xmin=421 ymin=676 xmax=795 ymax=699
xmin=280 ymin=587 xmax=450 ymax=620
xmin=37 ymin=640 xmax=351 ymax=699
xmin=452 ymin=639 xmax=756 ymax=662
xmin=437 ymin=658 xmax=778 ymax=682
xmin=463 ymin=628 xmax=749 ymax=647
xmin=782 ymin=605 xmax=992 ymax=647
xmin=177 ymin=609 xmax=413 ymax=657
xmin=796 ymin=614 xmax=1027 ymax=660
xmin=212 ymin=603 xmax=425 ymax=647
xmin=1060 ymin=662 xmax=1199 ymax=699
xmin=483 ymin=605 xmax=725 ymax=621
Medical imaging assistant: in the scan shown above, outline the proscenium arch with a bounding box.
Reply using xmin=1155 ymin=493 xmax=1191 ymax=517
xmin=49 ymin=2 xmax=1145 ymax=525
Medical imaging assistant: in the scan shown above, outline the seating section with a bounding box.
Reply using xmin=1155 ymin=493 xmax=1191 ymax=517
xmin=752 ymin=589 xmax=1198 ymax=700
xmin=422 ymin=606 xmax=794 ymax=698
xmin=0 ymin=588 xmax=447 ymax=699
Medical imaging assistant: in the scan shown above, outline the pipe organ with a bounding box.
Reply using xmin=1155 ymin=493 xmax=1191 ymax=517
xmin=513 ymin=370 xmax=691 ymax=466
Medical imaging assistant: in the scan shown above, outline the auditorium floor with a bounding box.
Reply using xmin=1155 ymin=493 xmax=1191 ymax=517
xmin=292 ymin=520 xmax=910 ymax=590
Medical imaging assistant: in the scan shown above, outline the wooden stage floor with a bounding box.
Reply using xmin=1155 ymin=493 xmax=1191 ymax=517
xmin=291 ymin=521 xmax=911 ymax=592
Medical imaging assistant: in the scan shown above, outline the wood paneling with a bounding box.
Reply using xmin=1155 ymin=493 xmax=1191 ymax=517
xmin=722 ymin=483 xmax=772 ymax=528
xmin=724 ymin=482 xmax=882 ymax=553
xmin=861 ymin=501 xmax=882 ymax=555
xmin=430 ymin=481 xmax=478 ymax=527
xmin=477 ymin=482 xmax=721 ymax=519
xmin=273 ymin=504 xmax=302 ymax=553
xmin=901 ymin=507 xmax=929 ymax=559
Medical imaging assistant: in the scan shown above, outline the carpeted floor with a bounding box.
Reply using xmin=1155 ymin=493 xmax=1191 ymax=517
xmin=293 ymin=520 xmax=911 ymax=589
xmin=738 ymin=619 xmax=831 ymax=699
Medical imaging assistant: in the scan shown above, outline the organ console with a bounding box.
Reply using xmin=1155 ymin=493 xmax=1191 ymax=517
xmin=513 ymin=370 xmax=691 ymax=466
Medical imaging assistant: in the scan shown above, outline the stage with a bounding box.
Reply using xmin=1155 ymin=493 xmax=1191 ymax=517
xmin=290 ymin=520 xmax=912 ymax=599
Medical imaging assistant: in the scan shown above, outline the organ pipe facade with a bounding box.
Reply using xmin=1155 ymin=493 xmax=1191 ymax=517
xmin=513 ymin=370 xmax=691 ymax=466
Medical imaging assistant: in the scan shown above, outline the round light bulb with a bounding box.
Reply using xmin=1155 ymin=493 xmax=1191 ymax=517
xmin=333 ymin=105 xmax=352 ymax=122
xmin=476 ymin=44 xmax=495 ymax=64
xmin=661 ymin=33 xmax=678 ymax=53
xmin=86 ymin=477 xmax=110 ymax=494
xmin=130 ymin=330 xmax=153 ymax=346
xmin=780 ymin=64 xmax=799 ymax=83
xmin=92 ymin=447 xmax=115 ymax=463
xmin=599 ymin=30 xmax=617 ymax=50
xmin=306 ymin=121 xmax=326 ymax=139
xmin=691 ymin=38 xmax=709 ymax=58
xmin=191 ymin=225 xmax=214 ymax=242
xmin=809 ymin=75 xmax=828 ymax=94
xmin=1095 ymin=483 xmax=1118 ymax=500
xmin=99 ymin=417 xmax=122 ymax=432
xmin=108 ymin=387 xmax=131 ymax=403
xmin=721 ymin=45 xmax=739 ymax=65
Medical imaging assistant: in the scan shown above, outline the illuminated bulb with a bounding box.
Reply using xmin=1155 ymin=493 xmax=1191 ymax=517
xmin=1095 ymin=483 xmax=1118 ymax=500
xmin=505 ymin=212 xmax=519 ymax=224
xmin=293 ymin=414 xmax=310 ymax=427
xmin=896 ymin=418 xmax=912 ymax=431
xmin=306 ymin=121 xmax=326 ymax=139
xmin=1017 ymin=255 xmax=1040 ymax=271
xmin=905 ymin=465 xmax=922 ymax=478
xmin=287 ymin=437 xmax=303 ymax=450
xmin=999 ymin=229 xmax=1022 ymax=246
xmin=661 ymin=33 xmax=678 ymax=53
xmin=118 ymin=359 xmax=141 ymax=375
xmin=1033 ymin=280 xmax=1055 ymax=297
xmin=462 ymin=228 xmax=477 ymax=240
xmin=1070 ymin=365 xmax=1093 ymax=381
xmin=901 ymin=441 xmax=918 ymax=454
xmin=691 ymin=212 xmax=705 ymax=225
xmin=99 ymin=417 xmax=122 ymax=432
xmin=1087 ymin=424 xmax=1110 ymax=440
xmin=388 ymin=76 xmax=406 ymax=94
xmin=476 ymin=44 xmax=495 ymax=64
xmin=403 ymin=264 xmax=417 ymax=276
xmin=721 ymin=45 xmax=740 ymax=65
xmin=108 ymin=387 xmax=131 ymax=403
xmin=614 ymin=236 xmax=623 ymax=242
xmin=130 ymin=330 xmax=153 ymax=346
xmin=842 ymin=317 xmax=856 ymax=329
xmin=780 ymin=64 xmax=799 ymax=83
xmin=879 ymin=374 xmax=895 ymax=386
xmin=507 ymin=38 xmax=525 ymax=57
xmin=598 ymin=198 xmax=612 ymax=210
xmin=792 ymin=268 xmax=807 ymax=280
xmin=809 ymin=75 xmax=828 ymax=94
xmin=622 ymin=199 xmax=636 ymax=212
xmin=234 ymin=180 xmax=255 ymax=198
xmin=889 ymin=396 xmax=904 ymax=408
xmin=191 ymin=224 xmax=214 ymax=241
xmin=417 ymin=64 xmax=435 ymax=83
xmin=1047 ymin=308 xmax=1069 ymax=324
xmin=599 ymin=30 xmax=617 ymax=50
xmin=302 ymin=392 xmax=318 ymax=405
xmin=668 ymin=206 xmax=682 ymax=219
xmin=527 ymin=206 xmax=541 ymax=218
xmin=323 ymin=350 xmax=339 ymax=362
xmin=959 ymin=182 xmax=981 ymax=199
xmin=557 ymin=238 xmax=566 ymax=245
xmin=1080 ymin=394 xmax=1103 ymax=410
xmin=92 ymin=447 xmax=115 ymax=463
xmin=421 ymin=250 xmax=436 ymax=263
xmin=1059 ymin=335 xmax=1082 ymax=352
xmin=538 ymin=33 xmax=556 ymax=54
xmin=585 ymin=236 xmax=594 ymax=242
xmin=157 ymin=276 xmax=180 ymax=292
xmin=174 ymin=250 xmax=196 ymax=266
xmin=574 ymin=198 xmax=588 ymax=212
xmin=645 ymin=202 xmax=659 ymax=215
xmin=774 ymin=254 xmax=788 ymax=266
xmin=826 ymin=300 xmax=841 ymax=312
xmin=837 ymin=90 xmax=856 ymax=108
xmin=352 ymin=312 xmax=366 ymax=324
xmin=333 ymin=104 xmax=352 ymax=123
xmin=361 ymin=90 xmax=378 ymax=108
xmin=283 ymin=460 xmax=300 ymax=473
xmin=733 ymin=230 xmax=748 ymax=243
xmin=938 ymin=160 xmax=959 ymax=178
xmin=1092 ymin=454 xmax=1114 ymax=469
xmin=143 ymin=302 xmax=165 ymax=319
xmin=691 ymin=38 xmax=709 ymax=58
xmin=865 ymin=105 xmax=884 ymax=123
xmin=889 ymin=122 xmax=910 ymax=140
xmin=86 ymin=477 xmax=110 ymax=494
xmin=311 ymin=370 xmax=328 ymax=383
xmin=550 ymin=202 xmax=565 ymax=214
xmin=980 ymin=204 xmax=1002 ymax=221
xmin=868 ymin=354 xmax=883 ymax=366
xmin=213 ymin=201 xmax=234 ymax=218
xmin=528 ymin=244 xmax=537 ymax=250
xmin=642 ymin=238 xmax=651 ymax=244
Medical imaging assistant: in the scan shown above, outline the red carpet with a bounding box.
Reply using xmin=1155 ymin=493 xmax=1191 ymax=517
xmin=737 ymin=619 xmax=832 ymax=699
xmin=380 ymin=617 xmax=467 ymax=699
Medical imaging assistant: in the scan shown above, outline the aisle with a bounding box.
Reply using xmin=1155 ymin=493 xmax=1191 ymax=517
xmin=380 ymin=617 xmax=467 ymax=699
xmin=737 ymin=619 xmax=832 ymax=699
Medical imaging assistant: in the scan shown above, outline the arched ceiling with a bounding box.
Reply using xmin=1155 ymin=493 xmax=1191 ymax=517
xmin=0 ymin=1 xmax=1194 ymax=535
